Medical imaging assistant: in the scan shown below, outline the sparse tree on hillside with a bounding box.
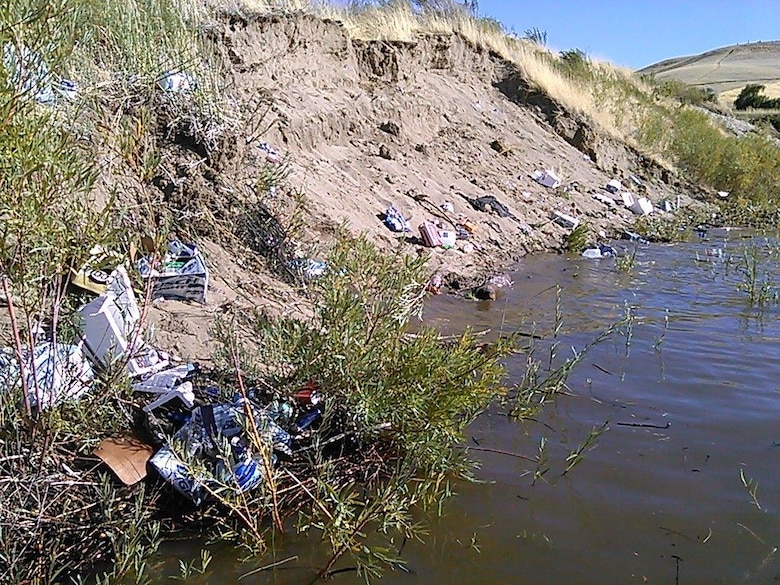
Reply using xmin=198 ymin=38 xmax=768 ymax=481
xmin=735 ymin=84 xmax=780 ymax=110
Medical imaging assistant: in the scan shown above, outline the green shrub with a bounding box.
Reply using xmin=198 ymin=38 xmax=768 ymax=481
xmin=213 ymin=236 xmax=516 ymax=578
xmin=636 ymin=106 xmax=780 ymax=226
xmin=734 ymin=84 xmax=780 ymax=110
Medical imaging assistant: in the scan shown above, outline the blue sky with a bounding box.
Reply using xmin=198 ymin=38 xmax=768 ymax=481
xmin=476 ymin=0 xmax=780 ymax=69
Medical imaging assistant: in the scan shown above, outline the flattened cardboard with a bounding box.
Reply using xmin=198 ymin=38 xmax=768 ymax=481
xmin=94 ymin=436 xmax=153 ymax=486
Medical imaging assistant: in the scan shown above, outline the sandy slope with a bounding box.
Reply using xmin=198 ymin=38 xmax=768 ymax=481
xmin=108 ymin=14 xmax=705 ymax=361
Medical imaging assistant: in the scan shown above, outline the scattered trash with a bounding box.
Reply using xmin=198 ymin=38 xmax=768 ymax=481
xmin=78 ymin=267 xmax=173 ymax=378
xmin=605 ymin=179 xmax=622 ymax=194
xmin=150 ymin=400 xmax=292 ymax=505
xmin=383 ymin=205 xmax=411 ymax=232
xmin=695 ymin=248 xmax=724 ymax=263
xmin=3 ymin=43 xmax=77 ymax=104
xmin=137 ymin=240 xmax=209 ymax=304
xmin=488 ymin=274 xmax=513 ymax=288
xmin=470 ymin=195 xmax=511 ymax=218
xmin=621 ymin=231 xmax=649 ymax=244
xmin=630 ymin=175 xmax=643 ymax=187
xmin=94 ymin=436 xmax=154 ymax=486
xmin=258 ymin=142 xmax=283 ymax=165
xmin=659 ymin=199 xmax=675 ymax=213
xmin=70 ymin=246 xmax=124 ymax=295
xmin=419 ymin=221 xmax=442 ymax=247
xmin=552 ymin=211 xmax=580 ymax=229
xmin=581 ymin=244 xmax=618 ymax=259
xmin=441 ymin=201 xmax=455 ymax=213
xmin=0 ymin=342 xmax=93 ymax=409
xmin=628 ymin=197 xmax=654 ymax=216
xmin=717 ymin=191 xmax=729 ymax=198
xmin=287 ymin=258 xmax=328 ymax=280
xmin=426 ymin=274 xmax=443 ymax=294
xmin=592 ymin=193 xmax=616 ymax=207
xmin=460 ymin=241 xmax=475 ymax=254
xmin=531 ymin=169 xmax=562 ymax=189
xmin=157 ymin=71 xmax=197 ymax=93
xmin=620 ymin=192 xmax=635 ymax=208
xmin=439 ymin=229 xmax=457 ymax=249
xmin=133 ymin=363 xmax=199 ymax=394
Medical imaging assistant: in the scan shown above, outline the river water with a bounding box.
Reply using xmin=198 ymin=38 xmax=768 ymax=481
xmin=161 ymin=231 xmax=780 ymax=584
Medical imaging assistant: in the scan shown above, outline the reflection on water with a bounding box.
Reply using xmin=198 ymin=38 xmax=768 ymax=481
xmin=160 ymin=233 xmax=780 ymax=584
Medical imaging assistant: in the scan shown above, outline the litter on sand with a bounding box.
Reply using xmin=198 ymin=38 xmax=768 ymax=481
xmin=137 ymin=240 xmax=210 ymax=304
xmin=531 ymin=169 xmax=562 ymax=189
xmin=78 ymin=267 xmax=173 ymax=378
xmin=0 ymin=342 xmax=94 ymax=410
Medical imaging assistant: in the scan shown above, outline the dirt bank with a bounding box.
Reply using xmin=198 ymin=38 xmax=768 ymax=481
xmin=109 ymin=13 xmax=703 ymax=361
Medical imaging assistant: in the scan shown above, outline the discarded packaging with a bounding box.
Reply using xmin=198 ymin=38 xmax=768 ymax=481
xmin=593 ymin=193 xmax=616 ymax=207
xmin=461 ymin=241 xmax=475 ymax=254
xmin=134 ymin=363 xmax=199 ymax=412
xmin=629 ymin=197 xmax=654 ymax=216
xmin=620 ymin=192 xmax=635 ymax=208
xmin=142 ymin=381 xmax=195 ymax=413
xmin=419 ymin=221 xmax=442 ymax=247
xmin=621 ymin=231 xmax=649 ymax=244
xmin=71 ymin=246 xmax=126 ymax=295
xmin=441 ymin=201 xmax=455 ymax=213
xmin=439 ymin=230 xmax=457 ymax=248
xmin=3 ymin=43 xmax=77 ymax=104
xmin=383 ymin=205 xmax=411 ymax=232
xmin=78 ymin=267 xmax=172 ymax=377
xmin=137 ymin=240 xmax=209 ymax=303
xmin=532 ymin=169 xmax=562 ymax=189
xmin=150 ymin=401 xmax=292 ymax=505
xmin=659 ymin=199 xmax=675 ymax=213
xmin=552 ymin=211 xmax=579 ymax=229
xmin=717 ymin=191 xmax=729 ymax=199
xmin=581 ymin=244 xmax=618 ymax=259
xmin=605 ymin=179 xmax=622 ymax=194
xmin=94 ymin=436 xmax=154 ymax=486
xmin=0 ymin=342 xmax=93 ymax=409
xmin=158 ymin=71 xmax=196 ymax=93
xmin=287 ymin=258 xmax=327 ymax=281
xmin=258 ymin=142 xmax=282 ymax=165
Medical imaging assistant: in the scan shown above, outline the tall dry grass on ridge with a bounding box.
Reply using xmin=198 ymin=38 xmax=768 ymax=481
xmin=200 ymin=0 xmax=653 ymax=140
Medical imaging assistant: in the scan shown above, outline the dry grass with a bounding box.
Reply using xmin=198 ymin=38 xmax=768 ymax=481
xmin=201 ymin=0 xmax=653 ymax=139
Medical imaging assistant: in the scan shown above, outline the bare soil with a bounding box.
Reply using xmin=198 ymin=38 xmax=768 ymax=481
xmin=105 ymin=13 xmax=707 ymax=361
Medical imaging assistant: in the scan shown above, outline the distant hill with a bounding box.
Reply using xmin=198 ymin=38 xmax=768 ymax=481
xmin=639 ymin=41 xmax=780 ymax=105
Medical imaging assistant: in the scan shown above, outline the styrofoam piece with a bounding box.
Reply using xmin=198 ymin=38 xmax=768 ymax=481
xmin=532 ymin=169 xmax=562 ymax=189
xmin=0 ymin=343 xmax=93 ymax=409
xmin=718 ymin=191 xmax=729 ymax=198
xmin=553 ymin=211 xmax=579 ymax=229
xmin=605 ymin=179 xmax=622 ymax=193
xmin=78 ymin=267 xmax=171 ymax=377
xmin=620 ymin=192 xmax=636 ymax=208
xmin=629 ymin=197 xmax=654 ymax=216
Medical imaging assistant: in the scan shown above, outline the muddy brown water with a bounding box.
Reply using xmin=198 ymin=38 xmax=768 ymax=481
xmin=155 ymin=231 xmax=780 ymax=584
